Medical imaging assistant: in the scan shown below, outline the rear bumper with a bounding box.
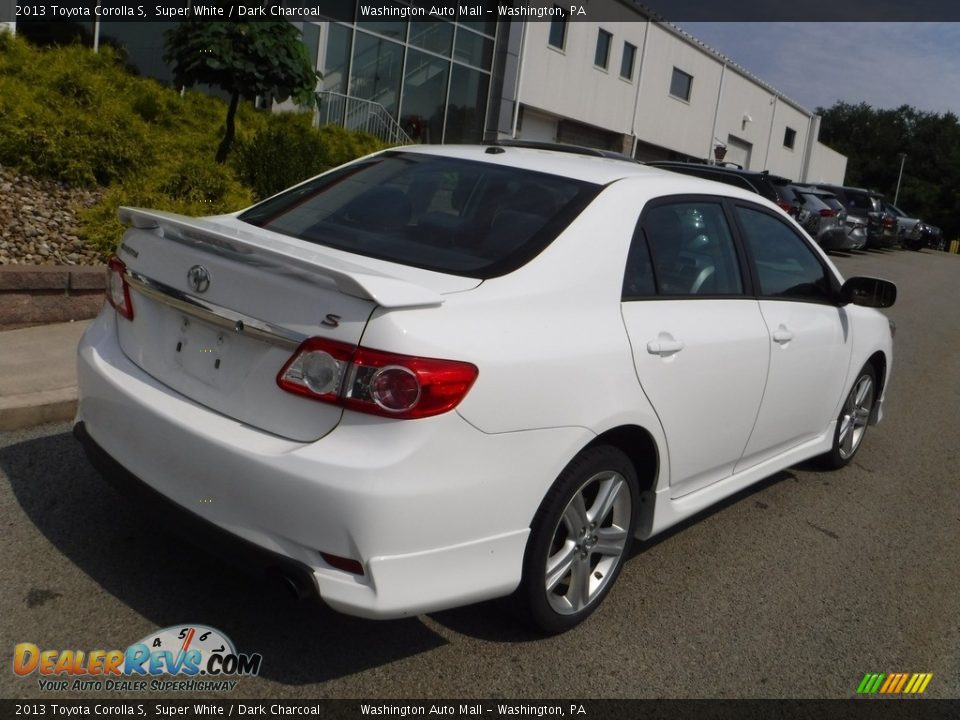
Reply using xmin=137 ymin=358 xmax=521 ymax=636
xmin=76 ymin=310 xmax=589 ymax=618
xmin=73 ymin=420 xmax=320 ymax=599
xmin=818 ymin=227 xmax=852 ymax=250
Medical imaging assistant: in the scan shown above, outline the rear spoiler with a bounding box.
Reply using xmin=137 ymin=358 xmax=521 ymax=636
xmin=117 ymin=207 xmax=444 ymax=309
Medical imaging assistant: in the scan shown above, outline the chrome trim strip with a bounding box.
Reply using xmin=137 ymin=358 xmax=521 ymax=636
xmin=125 ymin=270 xmax=307 ymax=349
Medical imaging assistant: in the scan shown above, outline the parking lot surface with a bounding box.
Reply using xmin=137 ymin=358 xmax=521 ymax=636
xmin=1 ymin=248 xmax=958 ymax=699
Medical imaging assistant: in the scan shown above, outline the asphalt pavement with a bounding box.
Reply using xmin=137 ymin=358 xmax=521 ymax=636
xmin=0 ymin=247 xmax=957 ymax=700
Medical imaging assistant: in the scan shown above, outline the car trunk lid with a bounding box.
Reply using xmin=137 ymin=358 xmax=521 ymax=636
xmin=113 ymin=208 xmax=476 ymax=442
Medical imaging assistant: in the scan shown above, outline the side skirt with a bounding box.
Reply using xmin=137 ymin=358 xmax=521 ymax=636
xmin=635 ymin=425 xmax=835 ymax=540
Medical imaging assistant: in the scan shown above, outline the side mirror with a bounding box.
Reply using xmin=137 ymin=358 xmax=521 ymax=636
xmin=839 ymin=276 xmax=897 ymax=308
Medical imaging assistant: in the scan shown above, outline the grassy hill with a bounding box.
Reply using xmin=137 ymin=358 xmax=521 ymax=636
xmin=0 ymin=32 xmax=384 ymax=258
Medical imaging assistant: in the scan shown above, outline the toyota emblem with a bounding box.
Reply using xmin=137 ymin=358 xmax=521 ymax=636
xmin=187 ymin=265 xmax=211 ymax=293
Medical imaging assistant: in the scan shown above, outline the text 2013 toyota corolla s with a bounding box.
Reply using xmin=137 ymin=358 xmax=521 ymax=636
xmin=75 ymin=145 xmax=896 ymax=633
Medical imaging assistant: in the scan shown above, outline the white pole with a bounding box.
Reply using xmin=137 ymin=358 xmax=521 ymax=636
xmin=93 ymin=3 xmax=100 ymax=52
xmin=894 ymin=153 xmax=907 ymax=205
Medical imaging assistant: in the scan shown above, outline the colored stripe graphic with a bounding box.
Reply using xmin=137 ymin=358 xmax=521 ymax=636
xmin=892 ymin=673 xmax=909 ymax=693
xmin=857 ymin=673 xmax=932 ymax=695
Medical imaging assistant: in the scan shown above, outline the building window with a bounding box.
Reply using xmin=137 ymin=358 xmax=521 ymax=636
xmin=595 ymin=28 xmax=612 ymax=69
xmin=669 ymin=67 xmax=693 ymax=101
xmin=784 ymin=127 xmax=797 ymax=149
xmin=548 ymin=8 xmax=566 ymax=49
xmin=620 ymin=42 xmax=637 ymax=80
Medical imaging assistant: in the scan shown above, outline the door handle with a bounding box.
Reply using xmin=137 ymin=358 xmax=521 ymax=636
xmin=772 ymin=326 xmax=794 ymax=345
xmin=647 ymin=337 xmax=685 ymax=357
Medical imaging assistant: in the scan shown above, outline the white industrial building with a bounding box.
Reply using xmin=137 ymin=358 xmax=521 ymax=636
xmin=7 ymin=0 xmax=847 ymax=184
xmin=490 ymin=6 xmax=846 ymax=183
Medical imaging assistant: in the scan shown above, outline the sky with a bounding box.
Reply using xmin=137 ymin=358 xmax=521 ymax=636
xmin=674 ymin=23 xmax=960 ymax=117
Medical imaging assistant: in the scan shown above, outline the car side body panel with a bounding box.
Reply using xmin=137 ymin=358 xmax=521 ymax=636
xmin=74 ymin=148 xmax=894 ymax=622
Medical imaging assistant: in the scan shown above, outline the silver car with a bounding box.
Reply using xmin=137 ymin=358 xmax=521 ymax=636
xmin=791 ymin=186 xmax=856 ymax=251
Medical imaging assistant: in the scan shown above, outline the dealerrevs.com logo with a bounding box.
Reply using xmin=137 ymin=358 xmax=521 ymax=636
xmin=13 ymin=624 xmax=262 ymax=692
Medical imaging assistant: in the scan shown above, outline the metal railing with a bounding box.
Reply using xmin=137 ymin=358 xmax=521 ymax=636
xmin=314 ymin=91 xmax=413 ymax=146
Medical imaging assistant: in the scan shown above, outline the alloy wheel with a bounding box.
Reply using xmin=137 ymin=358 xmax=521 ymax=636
xmin=838 ymin=375 xmax=874 ymax=460
xmin=544 ymin=470 xmax=632 ymax=615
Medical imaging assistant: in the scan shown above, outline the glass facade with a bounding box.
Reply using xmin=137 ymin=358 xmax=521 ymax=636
xmin=16 ymin=4 xmax=500 ymax=146
xmin=350 ymin=31 xmax=405 ymax=117
xmin=315 ymin=3 xmax=498 ymax=144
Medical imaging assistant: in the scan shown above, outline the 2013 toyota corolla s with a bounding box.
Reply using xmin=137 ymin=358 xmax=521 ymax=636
xmin=75 ymin=144 xmax=895 ymax=633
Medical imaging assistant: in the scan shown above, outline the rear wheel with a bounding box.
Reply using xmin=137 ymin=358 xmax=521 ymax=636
xmin=518 ymin=446 xmax=638 ymax=634
xmin=821 ymin=365 xmax=877 ymax=469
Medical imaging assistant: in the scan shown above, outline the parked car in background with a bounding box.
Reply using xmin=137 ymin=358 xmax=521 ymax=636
xmin=845 ymin=216 xmax=869 ymax=251
xmin=75 ymin=144 xmax=897 ymax=634
xmin=789 ymin=185 xmax=851 ymax=251
xmin=921 ymin=223 xmax=946 ymax=251
xmin=883 ymin=203 xmax=925 ymax=251
xmin=814 ymin=185 xmax=897 ymax=249
xmin=646 ymin=161 xmax=798 ymax=213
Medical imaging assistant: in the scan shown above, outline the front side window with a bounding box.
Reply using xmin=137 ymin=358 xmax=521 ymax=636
xmin=595 ymin=29 xmax=612 ymax=68
xmin=628 ymin=201 xmax=744 ymax=298
xmin=548 ymin=8 xmax=567 ymax=49
xmin=735 ymin=206 xmax=833 ymax=302
xmin=620 ymin=42 xmax=637 ymax=80
xmin=669 ymin=67 xmax=693 ymax=101
xmin=239 ymin=152 xmax=600 ymax=279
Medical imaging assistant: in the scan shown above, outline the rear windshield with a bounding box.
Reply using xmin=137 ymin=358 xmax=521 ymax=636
xmin=798 ymin=192 xmax=830 ymax=210
xmin=845 ymin=191 xmax=880 ymax=212
xmin=238 ymin=152 xmax=601 ymax=278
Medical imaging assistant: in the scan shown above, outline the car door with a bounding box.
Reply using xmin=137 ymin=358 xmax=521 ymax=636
xmin=731 ymin=203 xmax=852 ymax=472
xmin=620 ymin=197 xmax=770 ymax=498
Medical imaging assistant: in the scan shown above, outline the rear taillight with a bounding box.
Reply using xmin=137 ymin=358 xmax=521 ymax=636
xmin=819 ymin=209 xmax=835 ymax=218
xmin=105 ymin=256 xmax=134 ymax=320
xmin=883 ymin=215 xmax=896 ymax=228
xmin=777 ymin=201 xmax=794 ymax=214
xmin=277 ymin=337 xmax=478 ymax=419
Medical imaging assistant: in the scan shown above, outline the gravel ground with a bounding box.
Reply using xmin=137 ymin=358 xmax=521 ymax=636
xmin=0 ymin=165 xmax=104 ymax=266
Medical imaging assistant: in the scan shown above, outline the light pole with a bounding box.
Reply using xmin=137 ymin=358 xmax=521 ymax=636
xmin=894 ymin=153 xmax=907 ymax=205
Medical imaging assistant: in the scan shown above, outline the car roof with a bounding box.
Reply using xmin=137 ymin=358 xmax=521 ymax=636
xmin=397 ymin=144 xmax=680 ymax=185
xmin=385 ymin=144 xmax=789 ymax=211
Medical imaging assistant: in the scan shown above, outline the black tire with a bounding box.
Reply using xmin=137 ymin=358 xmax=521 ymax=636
xmin=820 ymin=364 xmax=877 ymax=470
xmin=517 ymin=446 xmax=638 ymax=634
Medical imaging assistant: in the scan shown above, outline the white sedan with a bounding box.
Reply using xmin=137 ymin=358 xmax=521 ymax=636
xmin=75 ymin=144 xmax=895 ymax=633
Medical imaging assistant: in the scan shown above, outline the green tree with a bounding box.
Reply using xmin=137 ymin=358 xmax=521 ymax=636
xmin=818 ymin=101 xmax=960 ymax=240
xmin=163 ymin=21 xmax=319 ymax=163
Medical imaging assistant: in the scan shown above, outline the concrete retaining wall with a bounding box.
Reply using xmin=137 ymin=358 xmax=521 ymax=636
xmin=0 ymin=266 xmax=105 ymax=330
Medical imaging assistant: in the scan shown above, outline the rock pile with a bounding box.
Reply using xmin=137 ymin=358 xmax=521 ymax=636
xmin=0 ymin=165 xmax=105 ymax=266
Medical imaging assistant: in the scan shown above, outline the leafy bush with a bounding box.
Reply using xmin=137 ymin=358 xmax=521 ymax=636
xmin=234 ymin=113 xmax=386 ymax=200
xmin=0 ymin=34 xmax=391 ymax=258
xmin=315 ymin=123 xmax=388 ymax=169
xmin=79 ymin=165 xmax=254 ymax=256
xmin=0 ymin=41 xmax=150 ymax=186
xmin=0 ymin=34 xmax=266 ymax=188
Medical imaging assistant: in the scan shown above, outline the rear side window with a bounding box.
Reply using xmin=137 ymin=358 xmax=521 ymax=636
xmin=773 ymin=183 xmax=799 ymax=205
xmin=625 ymin=201 xmax=744 ymax=298
xmin=239 ymin=152 xmax=600 ymax=278
xmin=735 ymin=206 xmax=833 ymax=303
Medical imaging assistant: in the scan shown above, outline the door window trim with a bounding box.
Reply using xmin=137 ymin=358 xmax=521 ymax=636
xmin=727 ymin=199 xmax=842 ymax=306
xmin=622 ymin=194 xmax=755 ymax=302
